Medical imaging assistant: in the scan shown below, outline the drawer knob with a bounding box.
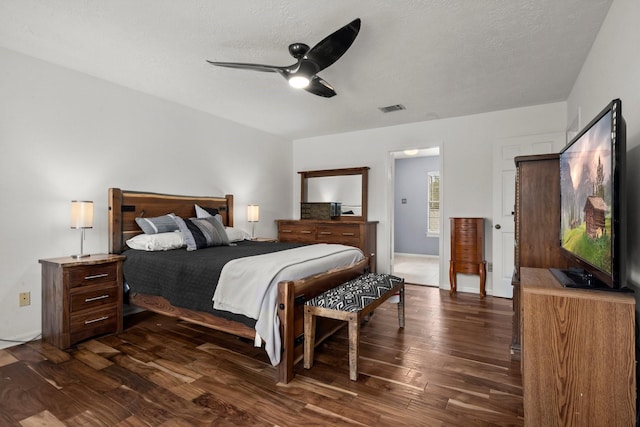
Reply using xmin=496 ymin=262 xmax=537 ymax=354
xmin=300 ymin=230 xmax=312 ymax=234
xmin=84 ymin=315 xmax=109 ymax=325
xmin=342 ymin=232 xmax=355 ymax=236
xmin=84 ymin=273 xmax=109 ymax=280
xmin=85 ymin=294 xmax=110 ymax=303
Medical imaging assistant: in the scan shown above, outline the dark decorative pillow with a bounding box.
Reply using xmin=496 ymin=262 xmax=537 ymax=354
xmin=135 ymin=214 xmax=179 ymax=234
xmin=172 ymin=215 xmax=230 ymax=251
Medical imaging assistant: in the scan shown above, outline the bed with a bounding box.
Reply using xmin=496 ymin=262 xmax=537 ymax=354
xmin=108 ymin=188 xmax=369 ymax=383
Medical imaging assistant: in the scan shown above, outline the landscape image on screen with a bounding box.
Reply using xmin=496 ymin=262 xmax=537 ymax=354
xmin=559 ymin=111 xmax=613 ymax=274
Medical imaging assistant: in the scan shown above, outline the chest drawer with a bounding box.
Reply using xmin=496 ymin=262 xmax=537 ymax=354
xmin=70 ymin=283 xmax=119 ymax=313
xmin=68 ymin=262 xmax=118 ymax=288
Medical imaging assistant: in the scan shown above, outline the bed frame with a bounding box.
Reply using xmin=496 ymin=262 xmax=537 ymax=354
xmin=108 ymin=188 xmax=368 ymax=383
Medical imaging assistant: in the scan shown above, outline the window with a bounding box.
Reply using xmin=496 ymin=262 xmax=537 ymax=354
xmin=427 ymin=172 xmax=440 ymax=235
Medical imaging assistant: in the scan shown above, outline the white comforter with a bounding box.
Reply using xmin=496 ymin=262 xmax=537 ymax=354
xmin=212 ymin=243 xmax=364 ymax=365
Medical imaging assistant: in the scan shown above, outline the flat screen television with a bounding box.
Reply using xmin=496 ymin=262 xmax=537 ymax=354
xmin=551 ymin=99 xmax=628 ymax=290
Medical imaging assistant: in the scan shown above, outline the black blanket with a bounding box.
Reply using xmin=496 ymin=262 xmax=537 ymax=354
xmin=122 ymin=240 xmax=304 ymax=327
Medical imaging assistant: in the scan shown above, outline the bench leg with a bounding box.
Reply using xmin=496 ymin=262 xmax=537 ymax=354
xmin=398 ymin=284 xmax=405 ymax=328
xmin=303 ymin=308 xmax=316 ymax=370
xmin=348 ymin=315 xmax=360 ymax=381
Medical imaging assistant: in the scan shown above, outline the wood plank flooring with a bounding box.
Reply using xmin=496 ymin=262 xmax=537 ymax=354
xmin=0 ymin=285 xmax=523 ymax=426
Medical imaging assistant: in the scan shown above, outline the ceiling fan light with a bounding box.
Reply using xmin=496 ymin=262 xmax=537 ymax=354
xmin=289 ymin=75 xmax=310 ymax=89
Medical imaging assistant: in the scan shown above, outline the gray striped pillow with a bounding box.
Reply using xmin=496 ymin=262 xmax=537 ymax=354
xmin=135 ymin=214 xmax=179 ymax=234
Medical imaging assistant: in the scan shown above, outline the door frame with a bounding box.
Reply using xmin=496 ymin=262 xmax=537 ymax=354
xmin=387 ymin=143 xmax=444 ymax=285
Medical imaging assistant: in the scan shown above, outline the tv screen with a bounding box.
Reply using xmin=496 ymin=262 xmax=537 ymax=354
xmin=556 ymin=99 xmax=626 ymax=289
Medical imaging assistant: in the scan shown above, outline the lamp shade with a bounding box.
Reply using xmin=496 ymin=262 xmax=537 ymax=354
xmin=70 ymin=200 xmax=94 ymax=229
xmin=247 ymin=205 xmax=260 ymax=222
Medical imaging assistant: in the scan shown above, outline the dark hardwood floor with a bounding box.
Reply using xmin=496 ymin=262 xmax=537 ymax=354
xmin=0 ymin=285 xmax=523 ymax=426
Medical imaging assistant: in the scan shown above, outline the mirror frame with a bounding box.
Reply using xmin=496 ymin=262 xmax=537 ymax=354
xmin=299 ymin=166 xmax=369 ymax=222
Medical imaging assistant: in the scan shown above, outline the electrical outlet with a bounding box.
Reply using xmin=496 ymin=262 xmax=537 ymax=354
xmin=19 ymin=291 xmax=30 ymax=307
xmin=487 ymin=262 xmax=493 ymax=272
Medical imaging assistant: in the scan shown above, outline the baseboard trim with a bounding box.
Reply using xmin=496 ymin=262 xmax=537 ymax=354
xmin=394 ymin=252 xmax=439 ymax=260
xmin=0 ymin=329 xmax=41 ymax=350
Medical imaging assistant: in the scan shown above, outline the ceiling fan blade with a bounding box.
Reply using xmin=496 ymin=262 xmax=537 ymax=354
xmin=206 ymin=60 xmax=286 ymax=73
xmin=304 ymin=75 xmax=336 ymax=98
xmin=305 ymin=18 xmax=361 ymax=72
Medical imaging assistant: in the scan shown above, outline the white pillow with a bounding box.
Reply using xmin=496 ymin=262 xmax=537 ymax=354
xmin=225 ymin=227 xmax=252 ymax=242
xmin=126 ymin=231 xmax=185 ymax=251
xmin=195 ymin=204 xmax=223 ymax=224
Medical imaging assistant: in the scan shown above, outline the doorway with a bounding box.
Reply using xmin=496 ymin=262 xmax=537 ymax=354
xmin=390 ymin=147 xmax=442 ymax=286
xmin=491 ymin=132 xmax=565 ymax=297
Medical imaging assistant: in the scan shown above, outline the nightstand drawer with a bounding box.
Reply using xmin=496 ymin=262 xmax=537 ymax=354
xmin=70 ymin=305 xmax=118 ymax=344
xmin=68 ymin=263 xmax=118 ymax=288
xmin=70 ymin=283 xmax=119 ymax=313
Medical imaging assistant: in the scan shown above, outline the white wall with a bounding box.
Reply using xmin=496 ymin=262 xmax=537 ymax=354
xmin=567 ymin=0 xmax=640 ymax=291
xmin=0 ymin=47 xmax=293 ymax=348
xmin=293 ymin=102 xmax=567 ymax=294
xmin=394 ymin=155 xmax=440 ymax=256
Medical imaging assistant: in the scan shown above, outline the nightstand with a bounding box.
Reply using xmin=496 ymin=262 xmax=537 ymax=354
xmin=39 ymin=254 xmax=125 ymax=349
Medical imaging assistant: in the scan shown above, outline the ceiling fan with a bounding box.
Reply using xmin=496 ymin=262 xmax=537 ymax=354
xmin=207 ymin=18 xmax=361 ymax=98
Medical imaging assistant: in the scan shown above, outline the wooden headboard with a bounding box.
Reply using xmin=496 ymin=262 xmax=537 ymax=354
xmin=108 ymin=188 xmax=234 ymax=254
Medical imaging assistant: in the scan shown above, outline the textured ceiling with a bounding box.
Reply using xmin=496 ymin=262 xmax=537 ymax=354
xmin=0 ymin=0 xmax=612 ymax=140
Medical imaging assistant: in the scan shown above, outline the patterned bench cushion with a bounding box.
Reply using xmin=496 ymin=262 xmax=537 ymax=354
xmin=305 ymin=273 xmax=404 ymax=312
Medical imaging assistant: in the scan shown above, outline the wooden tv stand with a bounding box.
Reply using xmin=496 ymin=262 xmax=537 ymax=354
xmin=521 ymin=267 xmax=635 ymax=425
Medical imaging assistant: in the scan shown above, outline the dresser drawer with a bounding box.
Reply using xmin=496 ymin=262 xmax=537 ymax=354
xmin=278 ymin=223 xmax=316 ymax=243
xmin=276 ymin=219 xmax=376 ymax=272
xmin=70 ymin=283 xmax=119 ymax=313
xmin=317 ymin=224 xmax=360 ymax=239
xmin=68 ymin=262 xmax=118 ymax=288
xmin=316 ymin=225 xmax=360 ymax=246
xmin=69 ymin=305 xmax=119 ymax=344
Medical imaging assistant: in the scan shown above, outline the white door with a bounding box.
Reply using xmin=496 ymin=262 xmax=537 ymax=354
xmin=492 ymin=133 xmax=565 ymax=298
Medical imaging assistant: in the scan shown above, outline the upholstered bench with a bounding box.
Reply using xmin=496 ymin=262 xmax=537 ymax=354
xmin=303 ymin=273 xmax=405 ymax=381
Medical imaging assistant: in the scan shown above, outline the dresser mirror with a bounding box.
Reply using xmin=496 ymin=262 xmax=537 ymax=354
xmin=299 ymin=167 xmax=369 ymax=221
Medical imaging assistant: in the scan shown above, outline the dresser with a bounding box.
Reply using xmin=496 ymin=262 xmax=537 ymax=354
xmin=449 ymin=217 xmax=486 ymax=297
xmin=277 ymin=219 xmax=377 ymax=272
xmin=521 ymin=267 xmax=635 ymax=425
xmin=511 ymin=154 xmax=571 ymax=357
xmin=39 ymin=254 xmax=125 ymax=349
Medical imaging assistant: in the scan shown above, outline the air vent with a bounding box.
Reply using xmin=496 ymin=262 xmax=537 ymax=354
xmin=378 ymin=104 xmax=406 ymax=113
